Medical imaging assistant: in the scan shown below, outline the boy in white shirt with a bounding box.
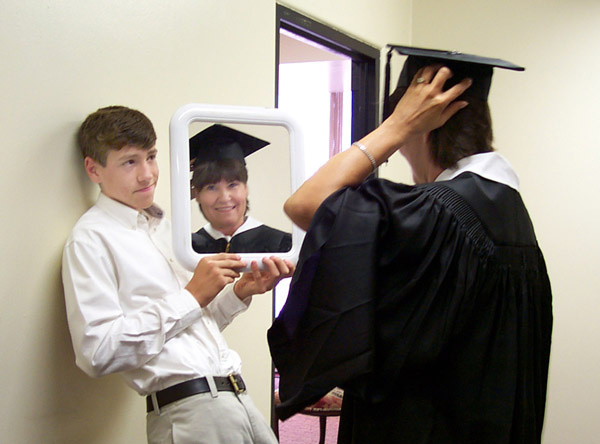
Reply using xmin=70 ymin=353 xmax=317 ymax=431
xmin=63 ymin=105 xmax=291 ymax=444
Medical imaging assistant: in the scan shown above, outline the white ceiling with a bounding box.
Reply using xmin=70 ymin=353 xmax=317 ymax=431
xmin=279 ymin=30 xmax=348 ymax=64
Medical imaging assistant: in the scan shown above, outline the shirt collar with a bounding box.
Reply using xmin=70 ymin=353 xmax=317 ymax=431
xmin=435 ymin=152 xmax=520 ymax=191
xmin=203 ymin=216 xmax=262 ymax=241
xmin=96 ymin=193 xmax=164 ymax=229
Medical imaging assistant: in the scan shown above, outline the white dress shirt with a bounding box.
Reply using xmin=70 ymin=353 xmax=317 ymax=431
xmin=62 ymin=193 xmax=251 ymax=395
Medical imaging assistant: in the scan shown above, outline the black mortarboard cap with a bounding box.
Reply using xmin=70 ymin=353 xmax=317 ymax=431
xmin=383 ymin=45 xmax=524 ymax=118
xmin=189 ymin=124 xmax=270 ymax=166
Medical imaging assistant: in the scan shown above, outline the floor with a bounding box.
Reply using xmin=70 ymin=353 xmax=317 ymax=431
xmin=276 ymin=413 xmax=339 ymax=444
xmin=273 ymin=372 xmax=340 ymax=443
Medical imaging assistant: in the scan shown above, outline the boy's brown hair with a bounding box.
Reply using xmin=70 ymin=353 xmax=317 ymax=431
xmin=77 ymin=106 xmax=156 ymax=166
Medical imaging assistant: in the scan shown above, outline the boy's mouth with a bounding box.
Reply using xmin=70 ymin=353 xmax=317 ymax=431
xmin=136 ymin=183 xmax=156 ymax=193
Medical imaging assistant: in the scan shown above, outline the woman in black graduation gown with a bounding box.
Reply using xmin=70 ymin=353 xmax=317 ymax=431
xmin=268 ymin=46 xmax=552 ymax=444
xmin=189 ymin=124 xmax=291 ymax=254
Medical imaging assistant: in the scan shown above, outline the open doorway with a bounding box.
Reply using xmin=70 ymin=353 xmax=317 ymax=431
xmin=273 ymin=31 xmax=354 ymax=318
xmin=274 ymin=4 xmax=380 ymax=317
xmin=272 ymin=5 xmax=380 ymax=443
xmin=278 ymin=29 xmax=353 ymax=185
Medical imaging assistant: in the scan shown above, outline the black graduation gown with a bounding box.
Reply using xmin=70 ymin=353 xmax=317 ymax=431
xmin=192 ymin=224 xmax=291 ymax=254
xmin=267 ymin=172 xmax=552 ymax=444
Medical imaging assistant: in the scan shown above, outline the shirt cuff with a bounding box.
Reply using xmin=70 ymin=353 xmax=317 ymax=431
xmin=166 ymin=288 xmax=203 ymax=317
xmin=221 ymin=283 xmax=252 ymax=315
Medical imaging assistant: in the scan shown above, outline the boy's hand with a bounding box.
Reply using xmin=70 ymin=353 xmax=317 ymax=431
xmin=186 ymin=253 xmax=246 ymax=307
xmin=234 ymin=256 xmax=295 ymax=300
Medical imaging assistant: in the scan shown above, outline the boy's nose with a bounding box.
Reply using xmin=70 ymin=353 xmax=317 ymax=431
xmin=138 ymin=163 xmax=154 ymax=181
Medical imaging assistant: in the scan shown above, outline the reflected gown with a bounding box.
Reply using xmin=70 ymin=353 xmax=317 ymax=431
xmin=192 ymin=225 xmax=291 ymax=254
xmin=268 ymin=172 xmax=552 ymax=444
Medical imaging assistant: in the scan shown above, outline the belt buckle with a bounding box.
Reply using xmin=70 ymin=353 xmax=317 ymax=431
xmin=228 ymin=374 xmax=245 ymax=394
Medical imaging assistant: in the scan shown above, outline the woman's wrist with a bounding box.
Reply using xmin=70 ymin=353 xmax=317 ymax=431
xmin=352 ymin=142 xmax=377 ymax=172
xmin=358 ymin=121 xmax=409 ymax=165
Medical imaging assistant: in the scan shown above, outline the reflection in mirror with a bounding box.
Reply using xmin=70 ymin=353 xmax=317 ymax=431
xmin=170 ymin=104 xmax=305 ymax=272
xmin=188 ymin=121 xmax=293 ymax=255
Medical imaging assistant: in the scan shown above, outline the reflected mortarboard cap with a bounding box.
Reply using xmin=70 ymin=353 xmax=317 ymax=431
xmin=189 ymin=124 xmax=270 ymax=166
xmin=383 ymin=45 xmax=524 ymax=118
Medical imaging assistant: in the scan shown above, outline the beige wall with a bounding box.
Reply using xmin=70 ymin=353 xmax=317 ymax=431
xmin=1 ymin=1 xmax=277 ymax=443
xmin=1 ymin=0 xmax=598 ymax=443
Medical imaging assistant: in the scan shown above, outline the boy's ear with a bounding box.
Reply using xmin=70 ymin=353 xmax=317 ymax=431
xmin=84 ymin=157 xmax=102 ymax=184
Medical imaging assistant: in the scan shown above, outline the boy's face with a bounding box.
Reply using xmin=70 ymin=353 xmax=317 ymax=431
xmin=85 ymin=145 xmax=159 ymax=211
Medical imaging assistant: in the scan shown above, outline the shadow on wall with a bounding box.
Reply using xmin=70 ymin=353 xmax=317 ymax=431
xmin=15 ymin=259 xmax=144 ymax=444
xmin=70 ymin=124 xmax=101 ymax=210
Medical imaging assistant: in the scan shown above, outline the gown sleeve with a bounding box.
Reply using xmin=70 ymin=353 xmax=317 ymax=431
xmin=268 ymin=180 xmax=399 ymax=419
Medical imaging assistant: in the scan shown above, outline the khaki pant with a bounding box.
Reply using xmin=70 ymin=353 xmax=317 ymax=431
xmin=146 ymin=390 xmax=277 ymax=444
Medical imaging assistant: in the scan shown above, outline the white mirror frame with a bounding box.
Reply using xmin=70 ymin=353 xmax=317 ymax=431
xmin=170 ymin=103 xmax=306 ymax=271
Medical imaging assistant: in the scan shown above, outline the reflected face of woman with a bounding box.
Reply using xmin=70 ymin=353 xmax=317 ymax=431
xmin=196 ymin=179 xmax=249 ymax=235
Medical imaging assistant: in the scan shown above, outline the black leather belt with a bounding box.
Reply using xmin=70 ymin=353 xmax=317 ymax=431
xmin=146 ymin=375 xmax=246 ymax=412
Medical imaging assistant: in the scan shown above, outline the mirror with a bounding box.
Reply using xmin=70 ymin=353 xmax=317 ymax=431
xmin=170 ymin=104 xmax=306 ymax=271
xmin=188 ymin=122 xmax=292 ymax=254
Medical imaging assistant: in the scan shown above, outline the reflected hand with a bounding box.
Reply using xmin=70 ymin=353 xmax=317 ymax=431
xmin=186 ymin=253 xmax=246 ymax=307
xmin=234 ymin=256 xmax=295 ymax=300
